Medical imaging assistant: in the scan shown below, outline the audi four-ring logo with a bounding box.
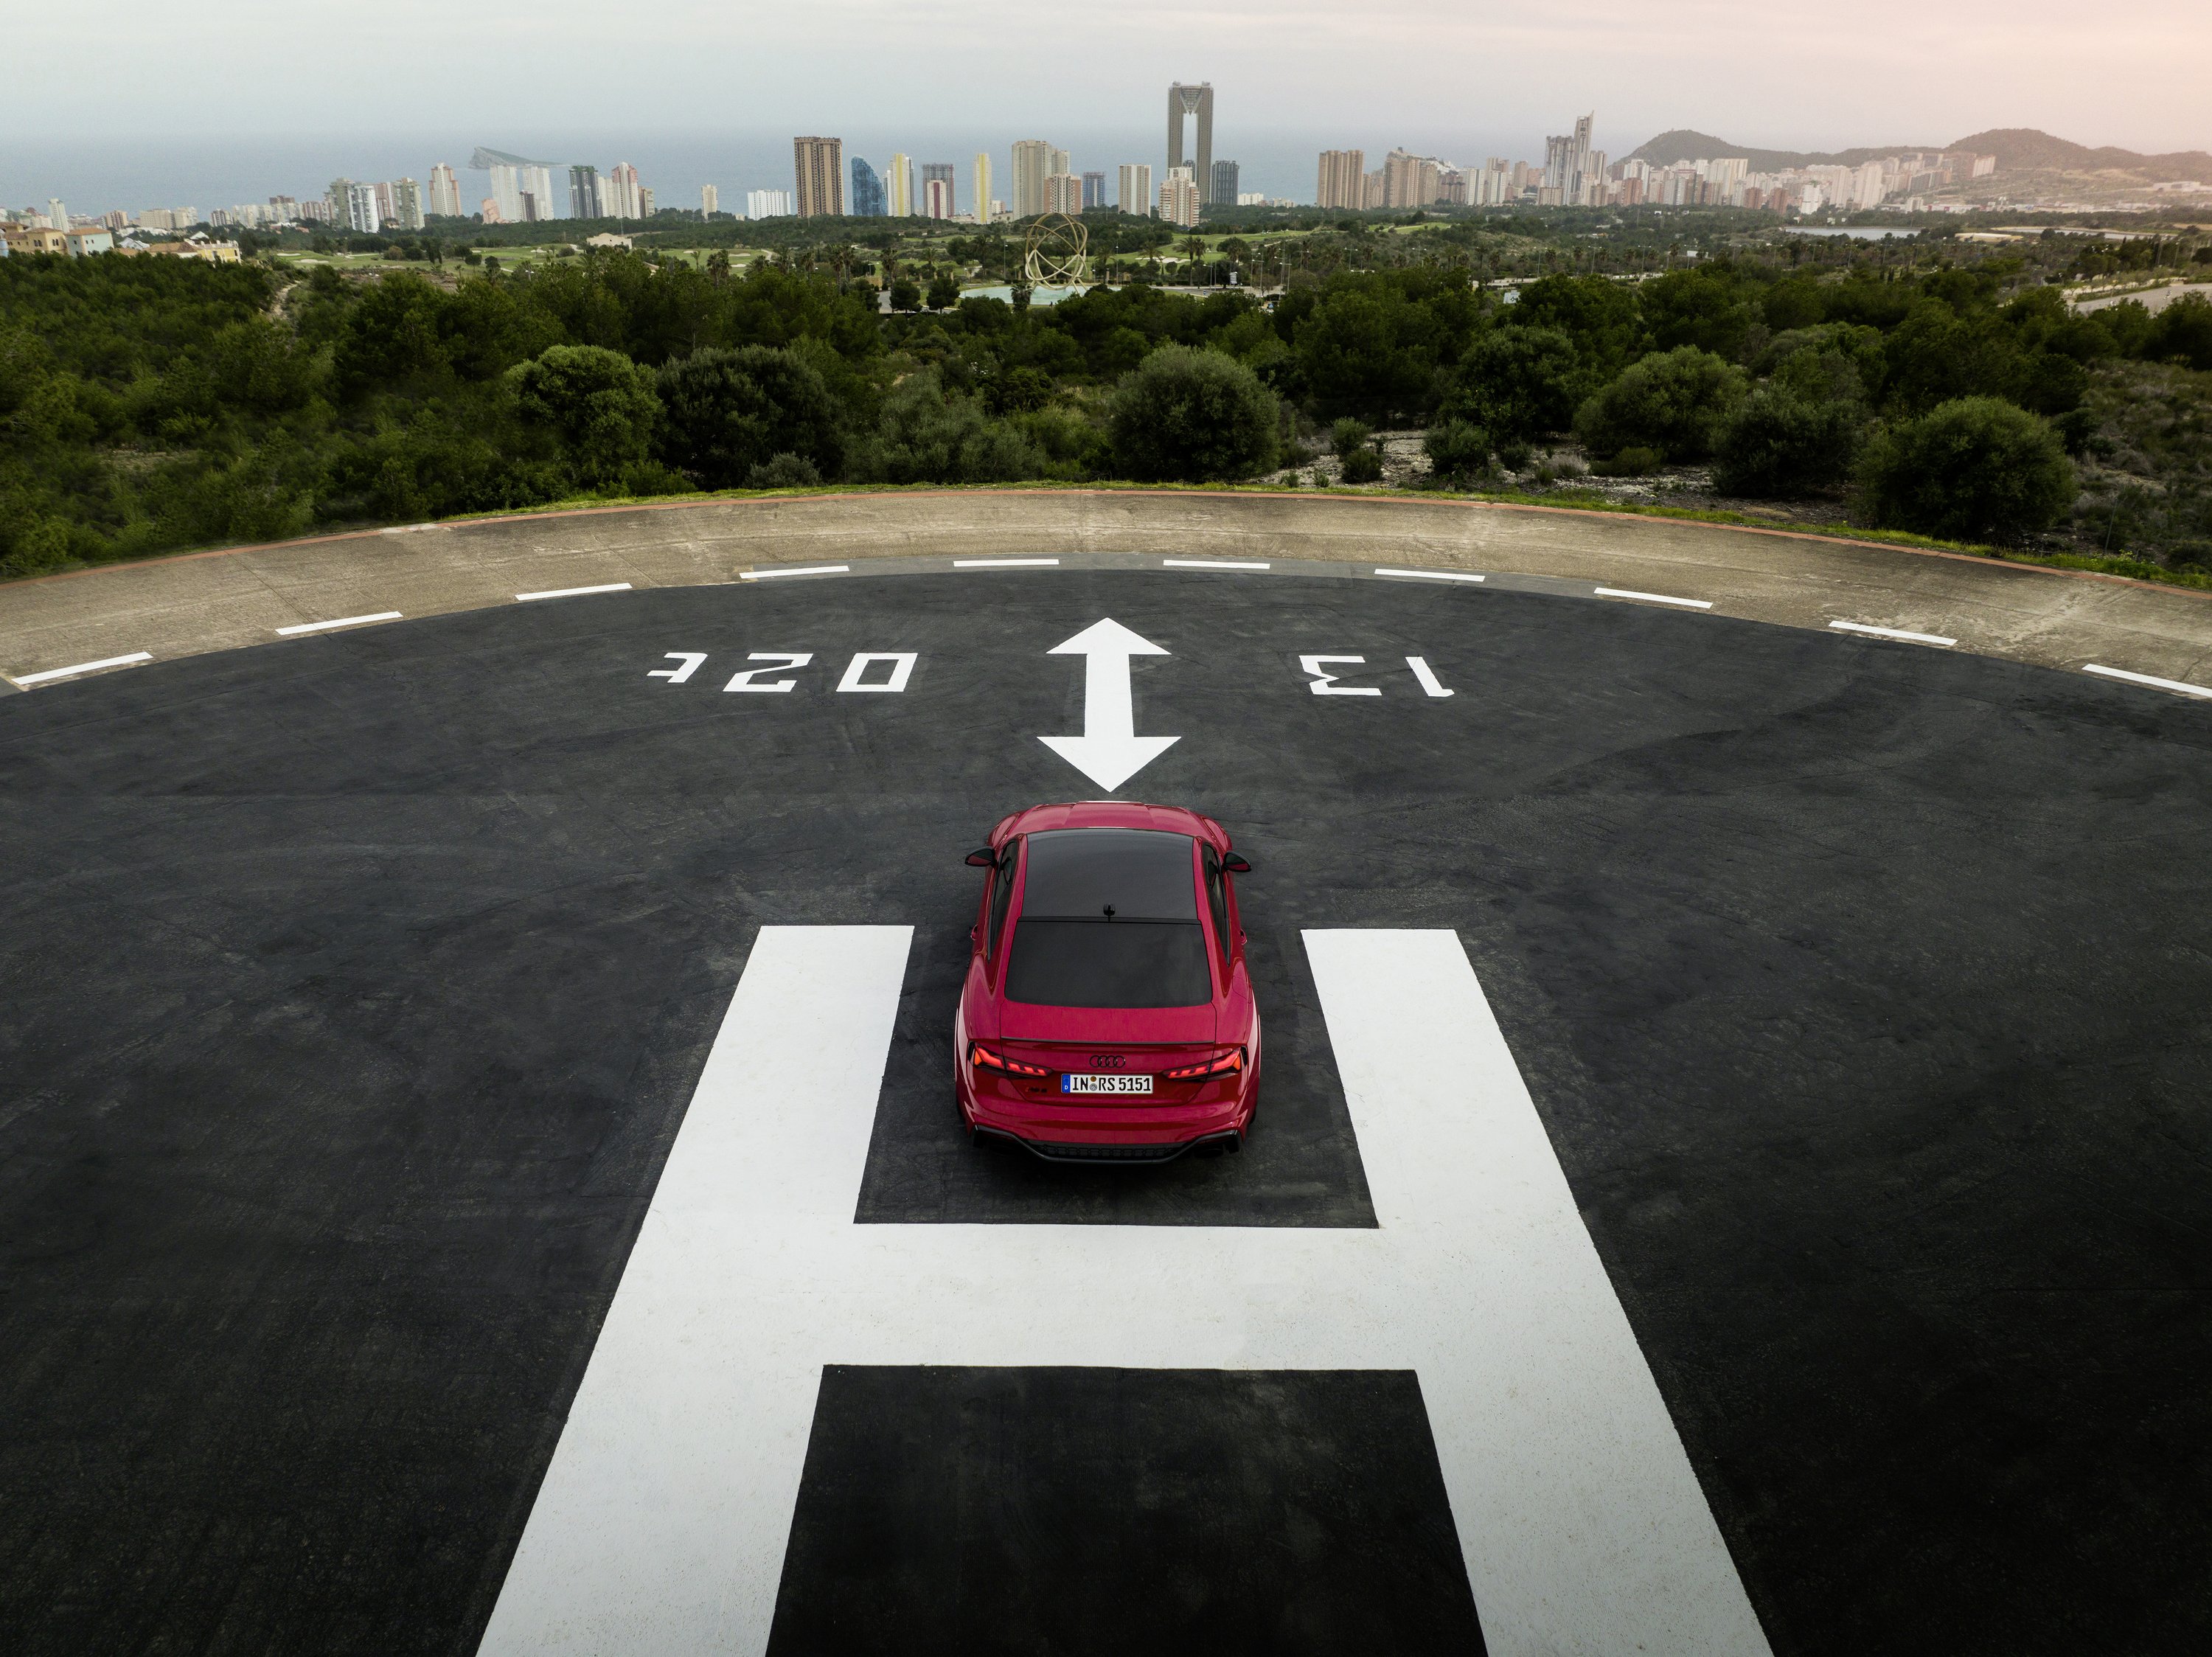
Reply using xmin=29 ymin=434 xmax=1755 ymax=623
xmin=1089 ymin=1055 xmax=1127 ymax=1068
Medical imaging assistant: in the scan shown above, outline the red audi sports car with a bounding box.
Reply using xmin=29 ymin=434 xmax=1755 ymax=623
xmin=955 ymin=801 xmax=1259 ymax=1163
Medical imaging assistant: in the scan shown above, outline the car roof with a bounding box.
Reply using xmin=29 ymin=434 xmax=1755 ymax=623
xmin=993 ymin=800 xmax=1226 ymax=846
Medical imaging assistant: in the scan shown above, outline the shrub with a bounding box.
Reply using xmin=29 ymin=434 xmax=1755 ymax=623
xmin=509 ymin=344 xmax=661 ymax=487
xmin=747 ymin=452 xmax=821 ymax=488
xmin=1590 ymin=447 xmax=1660 ymax=477
xmin=1329 ymin=417 xmax=1373 ymax=458
xmin=2144 ymin=295 xmax=2212 ymax=372
xmin=1573 ymin=346 xmax=1746 ymax=462
xmin=1339 ymin=446 xmax=1383 ymax=483
xmin=1858 ymin=396 xmax=2078 ymax=544
xmin=1714 ymin=390 xmax=1865 ymax=496
xmin=1441 ymin=326 xmax=1586 ymax=442
xmin=1106 ymin=345 xmax=1280 ymax=482
xmin=1422 ymin=419 xmax=1491 ymax=484
xmin=655 ymin=345 xmax=844 ymax=488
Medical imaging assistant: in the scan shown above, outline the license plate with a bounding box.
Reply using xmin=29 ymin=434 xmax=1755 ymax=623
xmin=1061 ymin=1072 xmax=1153 ymax=1095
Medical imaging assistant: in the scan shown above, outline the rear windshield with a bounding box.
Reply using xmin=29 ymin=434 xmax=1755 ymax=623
xmin=1004 ymin=830 xmax=1211 ymax=1008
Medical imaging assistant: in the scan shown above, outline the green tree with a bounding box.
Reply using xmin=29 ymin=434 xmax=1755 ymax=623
xmin=1573 ymin=346 xmax=1746 ymax=462
xmin=654 ymin=345 xmax=844 ymax=487
xmin=1639 ymin=265 xmax=1759 ymax=361
xmin=1858 ymin=397 xmax=2078 ymax=543
xmin=1440 ymin=327 xmax=1585 ymax=442
xmin=925 ymin=272 xmax=960 ymax=310
xmin=1107 ymin=345 xmax=1280 ymax=482
xmin=508 ymin=344 xmax=661 ymax=487
xmin=1714 ymin=390 xmax=1865 ymax=497
xmin=1422 ymin=419 xmax=1491 ymax=486
xmin=1509 ymin=275 xmax=1645 ymax=376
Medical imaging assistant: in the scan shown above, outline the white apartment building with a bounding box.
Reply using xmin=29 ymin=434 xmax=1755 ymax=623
xmin=745 ymin=189 xmax=794 ymax=220
xmin=427 ymin=165 xmax=461 ymax=218
xmin=1159 ymin=166 xmax=1200 ymax=227
xmin=1118 ymin=163 xmax=1153 ymax=217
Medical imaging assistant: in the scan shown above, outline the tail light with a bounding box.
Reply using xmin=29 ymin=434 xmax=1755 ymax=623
xmin=1164 ymin=1048 xmax=1245 ymax=1081
xmin=971 ymin=1043 xmax=1051 ymax=1078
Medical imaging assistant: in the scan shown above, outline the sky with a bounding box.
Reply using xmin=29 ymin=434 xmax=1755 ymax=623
xmin=8 ymin=0 xmax=2211 ymax=209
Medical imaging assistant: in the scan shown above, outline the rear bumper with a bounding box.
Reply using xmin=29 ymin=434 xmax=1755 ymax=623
xmin=974 ymin=1126 xmax=1245 ymax=1164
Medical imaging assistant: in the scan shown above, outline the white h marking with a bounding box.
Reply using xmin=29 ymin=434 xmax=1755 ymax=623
xmin=480 ymin=927 xmax=1770 ymax=1657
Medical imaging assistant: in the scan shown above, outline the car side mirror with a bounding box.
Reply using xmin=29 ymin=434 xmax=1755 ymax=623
xmin=1221 ymin=853 xmax=1252 ymax=875
xmin=965 ymin=847 xmax=997 ymax=868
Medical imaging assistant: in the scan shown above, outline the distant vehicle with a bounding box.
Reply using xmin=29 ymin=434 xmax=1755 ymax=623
xmin=955 ymin=801 xmax=1259 ymax=1163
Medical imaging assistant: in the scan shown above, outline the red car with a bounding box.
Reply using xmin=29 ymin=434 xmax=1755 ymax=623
xmin=956 ymin=801 xmax=1260 ymax=1162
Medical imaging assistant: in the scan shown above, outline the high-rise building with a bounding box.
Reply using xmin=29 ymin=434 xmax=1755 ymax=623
xmin=1044 ymin=173 xmax=1084 ymax=216
xmin=326 ymin=178 xmax=353 ymax=226
xmin=1010 ymin=140 xmax=1056 ymax=218
xmin=48 ymin=198 xmax=66 ymax=230
xmin=345 ymin=181 xmax=381 ymax=234
xmin=522 ymin=164 xmax=560 ymax=220
xmin=570 ymin=165 xmax=599 ymax=218
xmin=746 ymin=189 xmax=795 ymax=220
xmin=921 ymin=163 xmax=956 ymax=220
xmin=639 ymin=187 xmax=654 ymax=218
xmin=1382 ymin=150 xmax=1444 ymax=209
xmin=1167 ymin=82 xmax=1216 ymax=204
xmin=1117 ymin=164 xmax=1152 ymax=216
xmin=373 ymin=181 xmax=396 ymax=224
xmin=1081 ymin=170 xmax=1107 ymax=209
xmin=427 ymin=164 xmax=461 ymax=218
xmin=1543 ymin=114 xmax=1595 ymax=192
xmin=702 ymin=184 xmax=720 ymax=217
xmin=793 ymin=136 xmax=844 ymax=217
xmin=850 ymin=156 xmax=886 ymax=217
xmin=1159 ymin=167 xmax=1200 ymax=227
xmin=268 ymin=195 xmax=299 ymax=221
xmin=886 ymin=153 xmax=913 ymax=218
xmin=391 ymin=178 xmax=425 ymax=230
xmin=1315 ymin=150 xmax=1365 ymax=210
xmin=973 ymin=153 xmax=992 ymax=224
xmin=1210 ymin=160 xmax=1239 ymax=206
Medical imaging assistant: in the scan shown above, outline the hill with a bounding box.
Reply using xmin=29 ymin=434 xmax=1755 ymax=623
xmin=1626 ymin=126 xmax=2212 ymax=181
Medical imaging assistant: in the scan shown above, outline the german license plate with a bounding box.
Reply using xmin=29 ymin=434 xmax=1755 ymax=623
xmin=1061 ymin=1072 xmax=1152 ymax=1095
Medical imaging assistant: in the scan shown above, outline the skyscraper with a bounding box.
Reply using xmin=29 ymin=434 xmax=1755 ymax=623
xmin=702 ymin=184 xmax=720 ymax=218
xmin=793 ymin=136 xmax=844 ymax=217
xmin=1543 ymin=115 xmax=1595 ymax=191
xmin=973 ymin=153 xmax=992 ymax=223
xmin=391 ymin=177 xmax=425 ymax=231
xmin=605 ymin=163 xmax=642 ymax=219
xmin=1159 ymin=168 xmax=1200 ymax=228
xmin=1211 ymin=160 xmax=1239 ymax=206
xmin=1010 ymin=140 xmax=1056 ymax=218
xmin=327 ymin=178 xmax=353 ymax=226
xmin=886 ymin=153 xmax=914 ymax=218
xmin=851 ymin=156 xmax=886 ymax=217
xmin=1118 ymin=164 xmax=1153 ymax=217
xmin=427 ymin=164 xmax=461 ymax=218
xmin=1315 ymin=150 xmax=1366 ymax=210
xmin=570 ymin=165 xmax=602 ymax=218
xmin=746 ymin=189 xmax=794 ymax=219
xmin=1044 ymin=173 xmax=1084 ymax=216
xmin=920 ymin=163 xmax=956 ymax=220
xmin=345 ymin=181 xmax=381 ymax=234
xmin=1081 ymin=171 xmax=1107 ymax=209
xmin=519 ymin=164 xmax=560 ymax=221
xmin=48 ymin=198 xmax=66 ymax=230
xmin=1167 ymin=83 xmax=1216 ymax=204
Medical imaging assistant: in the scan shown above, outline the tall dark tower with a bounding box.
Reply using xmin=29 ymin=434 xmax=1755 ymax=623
xmin=1167 ymin=83 xmax=1216 ymax=204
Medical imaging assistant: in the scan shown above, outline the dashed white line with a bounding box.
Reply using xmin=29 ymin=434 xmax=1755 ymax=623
xmin=516 ymin=583 xmax=633 ymax=602
xmin=739 ymin=564 xmax=849 ymax=581
xmin=1163 ymin=558 xmax=1271 ymax=571
xmin=1828 ymin=620 xmax=1957 ymax=647
xmin=2084 ymin=662 xmax=2212 ymax=700
xmin=274 ymin=611 xmax=403 ymax=636
xmin=1594 ymin=586 xmax=1714 ymax=610
xmin=13 ymin=652 xmax=153 ymax=686
xmin=952 ymin=557 xmax=1060 ymax=568
xmin=1374 ymin=567 xmax=1485 ymax=583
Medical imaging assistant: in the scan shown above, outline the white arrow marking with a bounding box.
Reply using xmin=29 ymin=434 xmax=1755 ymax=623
xmin=1037 ymin=617 xmax=1180 ymax=792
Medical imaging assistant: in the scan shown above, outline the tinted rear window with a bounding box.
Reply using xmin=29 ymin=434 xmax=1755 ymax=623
xmin=1018 ymin=829 xmax=1198 ymax=921
xmin=1004 ymin=920 xmax=1213 ymax=1008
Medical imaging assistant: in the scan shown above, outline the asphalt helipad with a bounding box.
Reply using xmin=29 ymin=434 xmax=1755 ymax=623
xmin=2 ymin=557 xmax=2210 ymax=1656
